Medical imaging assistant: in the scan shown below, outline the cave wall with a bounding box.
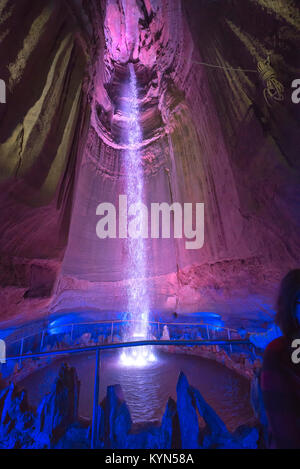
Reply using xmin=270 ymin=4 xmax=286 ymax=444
xmin=54 ymin=0 xmax=244 ymax=315
xmin=179 ymin=0 xmax=300 ymax=323
xmin=0 ymin=0 xmax=299 ymax=327
xmin=0 ymin=0 xmax=97 ymax=320
xmin=54 ymin=0 xmax=300 ymax=325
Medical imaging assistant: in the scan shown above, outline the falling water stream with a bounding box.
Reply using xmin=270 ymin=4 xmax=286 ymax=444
xmin=120 ymin=64 xmax=155 ymax=366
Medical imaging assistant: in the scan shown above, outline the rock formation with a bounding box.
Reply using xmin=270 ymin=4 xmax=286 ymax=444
xmin=0 ymin=367 xmax=259 ymax=449
xmin=0 ymin=363 xmax=80 ymax=449
xmin=35 ymin=363 xmax=80 ymax=447
xmin=0 ymin=382 xmax=35 ymax=449
xmin=94 ymin=371 xmax=259 ymax=449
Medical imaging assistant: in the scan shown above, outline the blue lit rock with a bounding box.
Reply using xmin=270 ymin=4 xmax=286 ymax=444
xmin=176 ymin=372 xmax=200 ymax=449
xmin=232 ymin=425 xmax=259 ymax=449
xmin=159 ymin=397 xmax=180 ymax=449
xmin=35 ymin=363 xmax=80 ymax=447
xmin=0 ymin=382 xmax=35 ymax=449
xmin=101 ymin=384 xmax=132 ymax=449
xmin=191 ymin=386 xmax=228 ymax=439
xmin=0 ymin=368 xmax=260 ymax=449
xmin=55 ymin=423 xmax=90 ymax=449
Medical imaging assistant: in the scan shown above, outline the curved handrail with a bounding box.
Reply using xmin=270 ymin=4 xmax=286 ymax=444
xmin=4 ymin=317 xmax=251 ymax=347
xmin=5 ymin=338 xmax=252 ymax=361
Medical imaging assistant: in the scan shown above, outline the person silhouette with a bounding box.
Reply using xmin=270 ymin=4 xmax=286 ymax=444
xmin=261 ymin=270 xmax=300 ymax=448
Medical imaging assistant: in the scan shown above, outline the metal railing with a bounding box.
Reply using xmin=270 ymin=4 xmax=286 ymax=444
xmin=4 ymin=338 xmax=252 ymax=449
xmin=2 ymin=318 xmax=255 ymax=368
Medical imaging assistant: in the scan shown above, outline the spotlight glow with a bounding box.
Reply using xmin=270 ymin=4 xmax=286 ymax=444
xmin=120 ymin=347 xmax=157 ymax=368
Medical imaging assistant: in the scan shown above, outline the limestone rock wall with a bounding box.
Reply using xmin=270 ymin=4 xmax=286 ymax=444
xmin=0 ymin=0 xmax=98 ymax=320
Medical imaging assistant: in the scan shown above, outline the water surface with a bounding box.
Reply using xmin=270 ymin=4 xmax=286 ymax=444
xmin=21 ymin=350 xmax=253 ymax=431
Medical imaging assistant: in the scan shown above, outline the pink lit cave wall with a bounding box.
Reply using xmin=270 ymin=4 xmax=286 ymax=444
xmin=0 ymin=0 xmax=299 ymax=331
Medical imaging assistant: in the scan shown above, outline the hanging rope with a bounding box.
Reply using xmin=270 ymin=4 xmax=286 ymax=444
xmin=193 ymin=60 xmax=257 ymax=73
xmin=193 ymin=57 xmax=285 ymax=106
xmin=257 ymin=56 xmax=285 ymax=106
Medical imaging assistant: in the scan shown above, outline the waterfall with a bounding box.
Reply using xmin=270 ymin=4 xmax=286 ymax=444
xmin=120 ymin=64 xmax=155 ymax=366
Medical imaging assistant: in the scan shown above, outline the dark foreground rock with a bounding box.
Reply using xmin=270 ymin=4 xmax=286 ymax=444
xmin=176 ymin=373 xmax=259 ymax=449
xmin=0 ymin=363 xmax=80 ymax=449
xmin=93 ymin=372 xmax=258 ymax=449
xmin=0 ymin=382 xmax=35 ymax=448
xmin=0 ymin=367 xmax=259 ymax=449
xmin=34 ymin=363 xmax=80 ymax=447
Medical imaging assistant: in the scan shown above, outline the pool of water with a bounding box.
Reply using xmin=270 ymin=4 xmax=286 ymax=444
xmin=20 ymin=350 xmax=254 ymax=432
